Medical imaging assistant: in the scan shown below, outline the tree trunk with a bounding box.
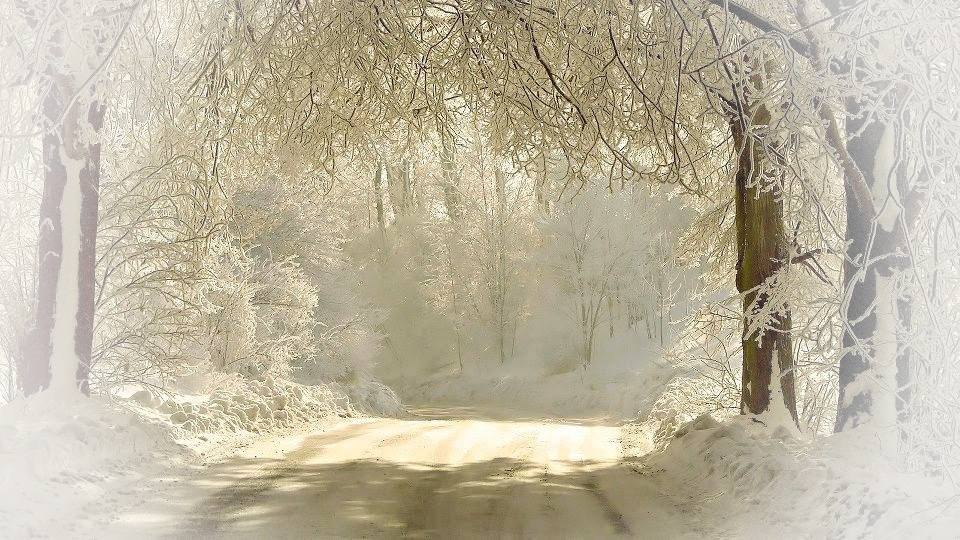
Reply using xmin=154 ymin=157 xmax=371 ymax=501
xmin=787 ymin=0 xmax=919 ymax=437
xmin=19 ymin=32 xmax=104 ymax=396
xmin=75 ymin=103 xmax=105 ymax=397
xmin=730 ymin=112 xmax=798 ymax=423
xmin=373 ymin=162 xmax=386 ymax=231
xmin=439 ymin=132 xmax=462 ymax=221
xmin=834 ymin=108 xmax=910 ymax=433
xmin=386 ymin=163 xmax=402 ymax=218
xmin=493 ymin=168 xmax=509 ymax=365
xmin=710 ymin=0 xmax=920 ymax=434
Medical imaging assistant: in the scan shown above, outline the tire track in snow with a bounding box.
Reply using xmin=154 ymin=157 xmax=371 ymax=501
xmin=396 ymin=420 xmax=543 ymax=539
xmin=581 ymin=479 xmax=633 ymax=536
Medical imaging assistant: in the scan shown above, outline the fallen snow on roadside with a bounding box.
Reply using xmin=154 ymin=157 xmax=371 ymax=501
xmin=0 ymin=377 xmax=404 ymax=538
xmin=128 ymin=375 xmax=400 ymax=440
xmin=0 ymin=391 xmax=181 ymax=539
xmin=624 ymin=414 xmax=960 ymax=539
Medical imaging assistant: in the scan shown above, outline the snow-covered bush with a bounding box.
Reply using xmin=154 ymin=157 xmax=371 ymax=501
xmin=201 ymin=241 xmax=317 ymax=379
xmin=89 ymin=131 xmax=384 ymax=392
xmin=130 ymin=373 xmax=404 ymax=436
xmin=228 ymin=173 xmax=383 ymax=383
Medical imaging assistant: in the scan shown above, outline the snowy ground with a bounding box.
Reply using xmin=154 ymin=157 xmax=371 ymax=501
xmin=101 ymin=406 xmax=704 ymax=539
xmin=96 ymin=404 xmax=960 ymax=539
xmin=621 ymin=415 xmax=960 ymax=539
xmin=394 ymin=357 xmax=674 ymax=422
xmin=4 ymin=376 xmax=960 ymax=539
xmin=0 ymin=377 xmax=402 ymax=539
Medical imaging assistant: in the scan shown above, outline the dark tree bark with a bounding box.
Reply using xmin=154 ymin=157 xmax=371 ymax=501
xmin=705 ymin=0 xmax=920 ymax=434
xmin=75 ymin=102 xmax=105 ymax=396
xmin=730 ymin=110 xmax=798 ymax=423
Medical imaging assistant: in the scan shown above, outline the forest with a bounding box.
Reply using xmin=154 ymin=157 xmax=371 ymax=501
xmin=1 ymin=0 xmax=959 ymax=538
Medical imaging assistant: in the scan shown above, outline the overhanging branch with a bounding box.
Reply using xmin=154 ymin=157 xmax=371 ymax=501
xmin=700 ymin=0 xmax=811 ymax=59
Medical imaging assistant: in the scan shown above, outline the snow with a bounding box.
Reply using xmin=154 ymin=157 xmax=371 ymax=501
xmin=759 ymin=351 xmax=802 ymax=435
xmin=0 ymin=1 xmax=954 ymax=537
xmin=838 ymin=270 xmax=901 ymax=450
xmin=5 ymin=364 xmax=959 ymax=539
xmin=48 ymin=148 xmax=86 ymax=394
xmin=872 ymin=122 xmax=901 ymax=233
xmin=0 ymin=377 xmax=403 ymax=537
xmin=399 ymin=361 xmax=673 ymax=421
xmin=624 ymin=413 xmax=960 ymax=539
xmin=102 ymin=406 xmax=697 ymax=539
xmin=125 ymin=375 xmax=403 ymax=443
xmin=0 ymin=391 xmax=180 ymax=538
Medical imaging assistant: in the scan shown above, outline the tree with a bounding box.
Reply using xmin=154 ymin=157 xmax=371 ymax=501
xmin=729 ymin=97 xmax=797 ymax=422
xmin=698 ymin=0 xmax=958 ymax=445
xmin=540 ymin=190 xmax=647 ymax=370
xmin=799 ymin=0 xmax=926 ymax=434
xmin=14 ymin=1 xmax=138 ymax=396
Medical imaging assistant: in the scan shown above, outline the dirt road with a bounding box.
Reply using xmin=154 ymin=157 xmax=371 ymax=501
xmin=104 ymin=407 xmax=698 ymax=539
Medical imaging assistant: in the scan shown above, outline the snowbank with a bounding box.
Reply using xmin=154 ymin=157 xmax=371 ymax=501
xmin=0 ymin=391 xmax=181 ymax=538
xmin=342 ymin=379 xmax=406 ymax=418
xmin=624 ymin=414 xmax=960 ymax=539
xmin=128 ymin=376 xmax=402 ymax=442
xmin=0 ymin=377 xmax=403 ymax=538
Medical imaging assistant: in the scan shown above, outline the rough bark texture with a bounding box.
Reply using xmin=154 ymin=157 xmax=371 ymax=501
xmin=731 ymin=112 xmax=798 ymax=423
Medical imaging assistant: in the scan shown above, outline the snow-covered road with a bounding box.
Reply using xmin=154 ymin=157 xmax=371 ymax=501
xmin=103 ymin=407 xmax=703 ymax=539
